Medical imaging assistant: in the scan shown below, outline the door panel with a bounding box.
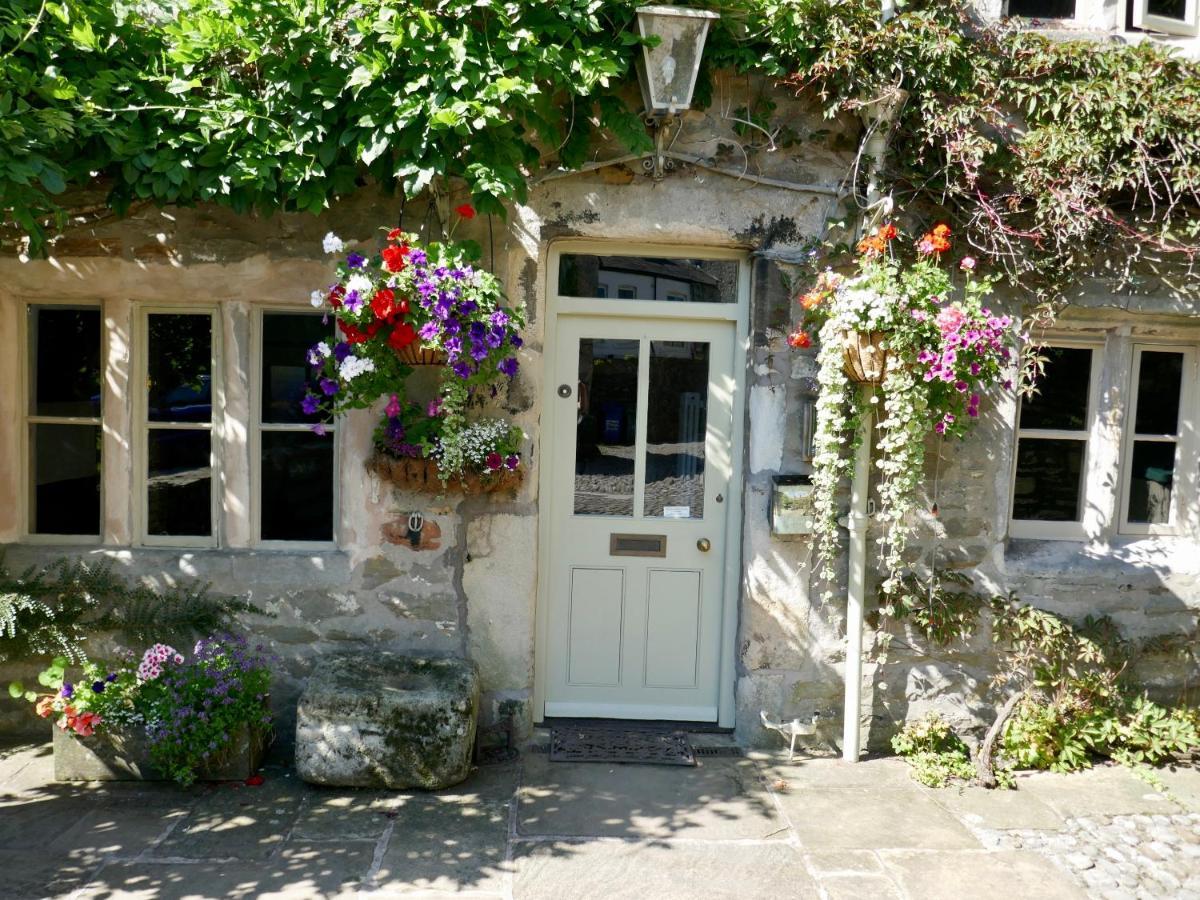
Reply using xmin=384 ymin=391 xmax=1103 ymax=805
xmin=567 ymin=568 xmax=624 ymax=686
xmin=545 ymin=316 xmax=735 ymax=721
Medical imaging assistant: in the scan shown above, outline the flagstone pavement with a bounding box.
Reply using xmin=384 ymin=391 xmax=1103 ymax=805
xmin=2 ymin=734 xmax=1198 ymax=900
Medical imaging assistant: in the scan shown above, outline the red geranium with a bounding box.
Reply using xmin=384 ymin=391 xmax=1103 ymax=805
xmin=787 ymin=330 xmax=812 ymax=349
xmin=455 ymin=203 xmax=476 ymax=220
xmin=328 ymin=284 xmax=345 ymax=309
xmin=371 ymin=288 xmax=396 ymax=320
xmin=387 ymin=228 xmax=404 ymax=240
xmin=339 ymin=320 xmax=368 ymax=344
xmin=388 ymin=322 xmax=416 ymax=350
xmin=381 ymin=244 xmax=410 ymax=273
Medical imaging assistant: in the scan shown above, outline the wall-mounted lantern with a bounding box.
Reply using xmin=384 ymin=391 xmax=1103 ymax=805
xmin=634 ymin=5 xmax=719 ymax=178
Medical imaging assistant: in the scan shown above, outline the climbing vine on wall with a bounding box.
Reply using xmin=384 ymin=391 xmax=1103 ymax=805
xmin=3 ymin=0 xmax=1198 ymax=303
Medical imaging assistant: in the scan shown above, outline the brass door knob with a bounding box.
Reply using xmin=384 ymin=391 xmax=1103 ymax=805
xmin=697 ymin=538 xmax=711 ymax=552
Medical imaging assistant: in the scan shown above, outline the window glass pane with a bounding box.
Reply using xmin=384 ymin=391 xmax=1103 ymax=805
xmin=29 ymin=424 xmax=100 ymax=535
xmin=575 ymin=338 xmax=639 ymax=516
xmin=148 ymin=313 xmax=212 ymax=423
xmin=1007 ymin=0 xmax=1076 ymax=16
xmin=1148 ymin=0 xmax=1186 ymax=20
xmin=262 ymin=313 xmax=329 ymax=424
xmin=1134 ymin=351 xmax=1183 ymax=435
xmin=558 ymin=255 xmax=737 ymax=303
xmin=644 ymin=341 xmax=708 ymax=519
xmin=1019 ymin=347 xmax=1093 ymax=430
xmin=29 ymin=306 xmax=101 ymax=418
xmin=147 ymin=429 xmax=211 ymax=536
xmin=1127 ymin=441 xmax=1175 ymax=525
xmin=261 ymin=431 xmax=334 ymax=541
xmin=1012 ymin=438 xmax=1086 ymax=521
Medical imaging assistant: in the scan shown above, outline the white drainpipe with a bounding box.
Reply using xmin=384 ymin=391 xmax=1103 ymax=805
xmin=842 ymin=402 xmax=873 ymax=762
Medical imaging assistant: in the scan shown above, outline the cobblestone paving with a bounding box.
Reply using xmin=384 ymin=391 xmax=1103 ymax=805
xmin=1000 ymin=812 xmax=1200 ymax=900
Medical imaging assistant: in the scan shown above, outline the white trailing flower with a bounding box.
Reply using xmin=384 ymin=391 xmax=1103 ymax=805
xmin=432 ymin=419 xmax=520 ymax=477
xmin=322 ymin=232 xmax=345 ymax=254
xmin=338 ymin=355 xmax=375 ymax=381
xmin=345 ymin=274 xmax=373 ymax=296
xmin=310 ymin=289 xmax=325 ymax=308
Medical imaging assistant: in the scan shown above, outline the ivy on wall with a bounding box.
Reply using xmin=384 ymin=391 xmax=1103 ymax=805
xmin=2 ymin=0 xmax=1199 ymax=307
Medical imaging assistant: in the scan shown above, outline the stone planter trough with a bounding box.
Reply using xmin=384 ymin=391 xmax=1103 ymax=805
xmin=52 ymin=722 xmax=269 ymax=782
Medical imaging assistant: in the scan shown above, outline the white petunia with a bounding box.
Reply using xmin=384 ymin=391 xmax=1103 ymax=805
xmin=310 ymin=289 xmax=325 ymax=308
xmin=322 ymin=232 xmax=345 ymax=254
xmin=345 ymin=274 xmax=373 ymax=296
xmin=338 ymin=355 xmax=376 ymax=382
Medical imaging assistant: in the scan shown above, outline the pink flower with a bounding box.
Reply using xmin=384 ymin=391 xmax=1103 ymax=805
xmin=936 ymin=307 xmax=966 ymax=336
xmin=385 ymin=394 xmax=401 ymax=419
xmin=959 ymin=256 xmax=976 ymax=271
xmin=485 ymin=452 xmax=502 ymax=471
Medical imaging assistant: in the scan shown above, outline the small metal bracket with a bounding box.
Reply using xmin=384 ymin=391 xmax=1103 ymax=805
xmin=406 ymin=511 xmax=424 ymax=548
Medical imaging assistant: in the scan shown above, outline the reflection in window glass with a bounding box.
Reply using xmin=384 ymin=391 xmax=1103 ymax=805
xmin=1133 ymin=351 xmax=1183 ymax=435
xmin=261 ymin=431 xmax=334 ymax=541
xmin=30 ymin=424 xmax=100 ymax=535
xmin=1019 ymin=347 xmax=1092 ymax=430
xmin=1127 ymin=441 xmax=1175 ymax=525
xmin=575 ymin=339 xmax=639 ymax=516
xmin=29 ymin=307 xmax=101 ymax=418
xmin=1148 ymin=0 xmax=1186 ymax=19
xmin=1007 ymin=0 xmax=1076 ymax=16
xmin=558 ymin=255 xmax=737 ymax=303
xmin=1012 ymin=438 xmax=1086 ymax=521
xmin=644 ymin=342 xmax=709 ymax=519
xmin=262 ymin=313 xmax=329 ymax=424
xmin=148 ymin=314 xmax=212 ymax=423
xmin=147 ymin=429 xmax=211 ymax=536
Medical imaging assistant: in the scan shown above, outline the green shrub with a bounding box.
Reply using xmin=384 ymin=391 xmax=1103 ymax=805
xmin=891 ymin=713 xmax=976 ymax=787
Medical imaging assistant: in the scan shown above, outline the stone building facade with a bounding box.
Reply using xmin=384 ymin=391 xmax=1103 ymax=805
xmin=0 ymin=55 xmax=1197 ymax=751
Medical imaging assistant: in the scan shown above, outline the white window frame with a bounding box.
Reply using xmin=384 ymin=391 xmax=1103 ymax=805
xmin=20 ymin=299 xmax=105 ymax=543
xmin=1118 ymin=344 xmax=1199 ymax=536
xmin=135 ymin=305 xmax=223 ymax=548
xmin=1008 ymin=340 xmax=1104 ymax=541
xmin=1133 ymin=0 xmax=1200 ymax=36
xmin=250 ymin=308 xmax=339 ymax=549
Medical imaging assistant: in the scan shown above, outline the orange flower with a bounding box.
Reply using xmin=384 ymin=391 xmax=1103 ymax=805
xmin=787 ymin=330 xmax=812 ymax=349
xmin=856 ymin=234 xmax=886 ymax=256
xmin=932 ymin=223 xmax=951 ymax=238
xmin=35 ymin=696 xmax=56 ymax=718
xmin=799 ymin=291 xmax=823 ymax=310
xmin=879 ymin=223 xmax=898 ymax=240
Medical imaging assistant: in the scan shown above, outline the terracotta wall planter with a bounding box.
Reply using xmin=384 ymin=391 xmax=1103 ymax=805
xmin=52 ymin=723 xmax=268 ymax=782
xmin=367 ymin=452 xmax=522 ymax=494
xmin=841 ymin=330 xmax=892 ymax=385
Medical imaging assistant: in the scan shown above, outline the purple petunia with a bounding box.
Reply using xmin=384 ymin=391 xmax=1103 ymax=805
xmin=333 ymin=342 xmax=351 ymax=363
xmin=301 ymin=393 xmax=320 ymax=415
xmin=319 ymin=377 xmax=339 ymax=396
xmin=346 ymin=252 xmax=366 ymax=269
xmin=499 ymin=357 xmax=519 ymax=377
xmin=92 ymin=680 xmax=106 ymax=693
xmin=510 ymin=334 xmax=524 ymax=349
xmin=61 ymin=683 xmax=73 ymax=699
xmin=443 ymin=317 xmax=461 ymax=335
xmin=344 ymin=291 xmax=363 ymax=314
xmin=469 ymin=340 xmax=489 ymax=362
xmin=452 ymin=360 xmax=472 ymax=379
xmin=409 ymin=249 xmax=427 ymax=266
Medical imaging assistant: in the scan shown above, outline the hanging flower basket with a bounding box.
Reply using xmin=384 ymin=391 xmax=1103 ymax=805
xmin=841 ymin=329 xmax=892 ymax=385
xmin=367 ymin=452 xmax=522 ymax=494
xmin=395 ymin=344 xmax=448 ymax=367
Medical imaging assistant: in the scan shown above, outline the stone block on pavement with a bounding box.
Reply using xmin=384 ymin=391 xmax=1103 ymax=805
xmin=295 ymin=653 xmax=479 ymax=790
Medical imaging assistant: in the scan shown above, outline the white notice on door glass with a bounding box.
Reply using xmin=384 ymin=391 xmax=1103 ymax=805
xmin=663 ymin=506 xmax=691 ymax=519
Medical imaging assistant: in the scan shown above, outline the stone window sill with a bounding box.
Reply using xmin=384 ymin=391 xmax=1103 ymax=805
xmin=1004 ymin=535 xmax=1200 ymax=578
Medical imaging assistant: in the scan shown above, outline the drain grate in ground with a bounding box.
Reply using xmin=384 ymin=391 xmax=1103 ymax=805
xmin=549 ymin=727 xmax=697 ymax=766
xmin=692 ymin=745 xmax=745 ymax=758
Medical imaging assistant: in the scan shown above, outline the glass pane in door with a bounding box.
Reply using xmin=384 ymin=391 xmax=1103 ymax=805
xmin=574 ymin=339 xmax=639 ymax=516
xmin=644 ymin=341 xmax=709 ymax=519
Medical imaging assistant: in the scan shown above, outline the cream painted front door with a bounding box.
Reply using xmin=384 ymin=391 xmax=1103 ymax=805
xmin=544 ymin=315 xmax=736 ymax=721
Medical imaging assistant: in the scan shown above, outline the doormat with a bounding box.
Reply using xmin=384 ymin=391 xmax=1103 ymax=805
xmin=549 ymin=727 xmax=696 ymax=767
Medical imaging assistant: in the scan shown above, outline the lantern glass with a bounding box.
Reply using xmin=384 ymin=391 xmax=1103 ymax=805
xmin=636 ymin=6 xmax=719 ymax=115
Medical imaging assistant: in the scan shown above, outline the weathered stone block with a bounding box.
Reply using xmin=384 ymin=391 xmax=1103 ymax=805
xmin=295 ymin=653 xmax=479 ymax=790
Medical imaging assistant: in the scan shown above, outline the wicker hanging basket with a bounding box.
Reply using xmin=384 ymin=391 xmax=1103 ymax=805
xmin=394 ymin=344 xmax=448 ymax=367
xmin=367 ymin=452 xmax=522 ymax=494
xmin=841 ymin=330 xmax=892 ymax=385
